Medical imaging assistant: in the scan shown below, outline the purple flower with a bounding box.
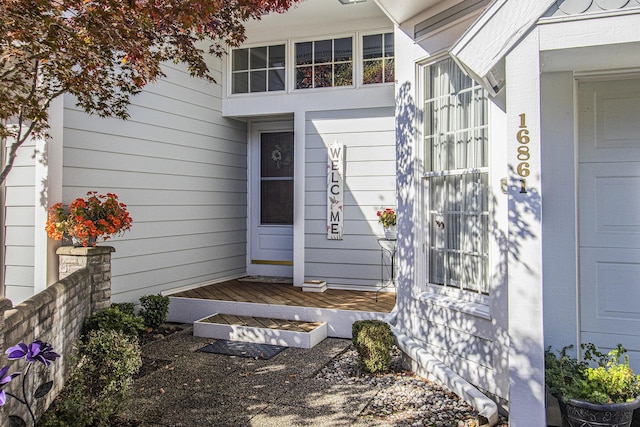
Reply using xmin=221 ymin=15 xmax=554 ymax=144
xmin=0 ymin=365 xmax=20 ymax=406
xmin=6 ymin=340 xmax=60 ymax=366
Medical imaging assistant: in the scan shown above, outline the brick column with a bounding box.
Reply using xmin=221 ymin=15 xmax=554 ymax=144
xmin=0 ymin=298 xmax=13 ymax=352
xmin=57 ymin=246 xmax=115 ymax=312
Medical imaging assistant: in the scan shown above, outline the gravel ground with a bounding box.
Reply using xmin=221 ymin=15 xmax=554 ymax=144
xmin=315 ymin=345 xmax=509 ymax=427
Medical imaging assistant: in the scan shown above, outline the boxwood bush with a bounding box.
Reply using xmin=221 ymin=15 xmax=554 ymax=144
xmin=352 ymin=319 xmax=394 ymax=373
xmin=82 ymin=306 xmax=145 ymax=338
xmin=139 ymin=294 xmax=170 ymax=330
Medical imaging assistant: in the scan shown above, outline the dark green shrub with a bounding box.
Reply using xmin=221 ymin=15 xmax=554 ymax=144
xmin=352 ymin=320 xmax=394 ymax=373
xmin=82 ymin=306 xmax=144 ymax=337
xmin=111 ymin=302 xmax=135 ymax=316
xmin=39 ymin=330 xmax=142 ymax=427
xmin=139 ymin=294 xmax=170 ymax=330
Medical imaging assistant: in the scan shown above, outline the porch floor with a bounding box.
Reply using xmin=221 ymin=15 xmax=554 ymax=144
xmin=169 ymin=278 xmax=396 ymax=313
xmin=167 ymin=278 xmax=396 ymax=338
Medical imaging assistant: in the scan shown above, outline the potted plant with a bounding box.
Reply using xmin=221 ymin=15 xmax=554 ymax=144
xmin=377 ymin=207 xmax=397 ymax=240
xmin=545 ymin=343 xmax=640 ymax=427
xmin=45 ymin=191 xmax=133 ymax=247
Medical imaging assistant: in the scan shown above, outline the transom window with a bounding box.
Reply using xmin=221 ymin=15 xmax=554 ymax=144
xmin=423 ymin=57 xmax=489 ymax=294
xmin=295 ymin=37 xmax=353 ymax=89
xmin=232 ymin=44 xmax=285 ymax=94
xmin=362 ymin=33 xmax=394 ymax=84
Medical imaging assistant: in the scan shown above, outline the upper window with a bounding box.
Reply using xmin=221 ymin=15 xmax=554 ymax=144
xmin=232 ymin=44 xmax=285 ymax=94
xmin=423 ymin=57 xmax=489 ymax=295
xmin=362 ymin=33 xmax=394 ymax=85
xmin=295 ymin=37 xmax=353 ymax=89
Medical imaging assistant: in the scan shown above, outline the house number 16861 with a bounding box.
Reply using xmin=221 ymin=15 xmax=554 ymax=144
xmin=516 ymin=113 xmax=530 ymax=193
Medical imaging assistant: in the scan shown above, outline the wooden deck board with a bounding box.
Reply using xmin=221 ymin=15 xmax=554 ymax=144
xmin=202 ymin=313 xmax=323 ymax=333
xmin=171 ymin=279 xmax=395 ymax=313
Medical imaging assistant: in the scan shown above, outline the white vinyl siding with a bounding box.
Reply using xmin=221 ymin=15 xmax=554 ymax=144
xmin=304 ymin=107 xmax=395 ymax=290
xmin=63 ymin=59 xmax=248 ymax=302
xmin=3 ymin=137 xmax=37 ymax=302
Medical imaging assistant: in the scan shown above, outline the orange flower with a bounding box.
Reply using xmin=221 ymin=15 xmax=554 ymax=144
xmin=45 ymin=192 xmax=133 ymax=246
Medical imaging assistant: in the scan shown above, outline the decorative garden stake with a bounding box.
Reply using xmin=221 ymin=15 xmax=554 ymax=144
xmin=1 ymin=340 xmax=60 ymax=427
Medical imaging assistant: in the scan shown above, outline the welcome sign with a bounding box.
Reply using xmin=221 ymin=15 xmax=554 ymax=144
xmin=327 ymin=141 xmax=344 ymax=240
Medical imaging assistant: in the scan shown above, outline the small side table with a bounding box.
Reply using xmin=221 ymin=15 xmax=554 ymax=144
xmin=376 ymin=238 xmax=397 ymax=301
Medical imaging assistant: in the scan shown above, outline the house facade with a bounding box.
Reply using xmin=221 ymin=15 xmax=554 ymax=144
xmin=3 ymin=0 xmax=640 ymax=424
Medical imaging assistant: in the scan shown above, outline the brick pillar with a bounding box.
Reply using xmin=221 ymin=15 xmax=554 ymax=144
xmin=57 ymin=246 xmax=115 ymax=312
xmin=0 ymin=298 xmax=13 ymax=352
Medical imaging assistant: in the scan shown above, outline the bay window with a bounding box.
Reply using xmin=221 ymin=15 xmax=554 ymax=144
xmin=423 ymin=57 xmax=489 ymax=294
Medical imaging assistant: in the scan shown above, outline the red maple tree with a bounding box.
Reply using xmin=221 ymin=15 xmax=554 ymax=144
xmin=0 ymin=0 xmax=301 ymax=183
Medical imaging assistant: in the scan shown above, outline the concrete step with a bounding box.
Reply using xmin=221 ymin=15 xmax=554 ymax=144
xmin=193 ymin=313 xmax=328 ymax=349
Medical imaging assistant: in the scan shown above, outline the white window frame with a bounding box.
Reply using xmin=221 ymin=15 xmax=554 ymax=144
xmin=418 ymin=54 xmax=492 ymax=307
xmin=227 ymin=29 xmax=395 ymax=96
xmin=292 ymin=34 xmax=356 ymax=91
xmin=360 ymin=30 xmax=395 ymax=86
xmin=228 ymin=41 xmax=288 ymax=97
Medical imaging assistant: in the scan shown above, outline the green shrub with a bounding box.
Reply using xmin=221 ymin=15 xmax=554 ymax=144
xmin=352 ymin=320 xmax=394 ymax=373
xmin=39 ymin=330 xmax=142 ymax=427
xmin=546 ymin=343 xmax=640 ymax=404
xmin=111 ymin=302 xmax=135 ymax=316
xmin=139 ymin=294 xmax=170 ymax=330
xmin=82 ymin=306 xmax=144 ymax=337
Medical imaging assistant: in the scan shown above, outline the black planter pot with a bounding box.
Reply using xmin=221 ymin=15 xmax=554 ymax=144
xmin=557 ymin=396 xmax=640 ymax=427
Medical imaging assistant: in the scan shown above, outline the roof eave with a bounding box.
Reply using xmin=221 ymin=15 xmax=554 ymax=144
xmin=449 ymin=0 xmax=556 ymax=94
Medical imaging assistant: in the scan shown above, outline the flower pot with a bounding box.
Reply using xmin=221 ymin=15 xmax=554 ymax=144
xmin=67 ymin=235 xmax=97 ymax=247
xmin=557 ymin=395 xmax=640 ymax=427
xmin=383 ymin=225 xmax=396 ymax=240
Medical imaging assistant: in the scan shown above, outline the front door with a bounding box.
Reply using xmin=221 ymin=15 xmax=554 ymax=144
xmin=578 ymin=77 xmax=640 ymax=370
xmin=248 ymin=122 xmax=294 ymax=277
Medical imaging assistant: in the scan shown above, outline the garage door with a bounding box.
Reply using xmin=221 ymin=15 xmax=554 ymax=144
xmin=579 ymin=77 xmax=640 ymax=370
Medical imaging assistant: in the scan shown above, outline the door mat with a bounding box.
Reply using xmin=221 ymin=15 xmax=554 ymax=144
xmin=238 ymin=276 xmax=293 ymax=284
xmin=198 ymin=340 xmax=286 ymax=360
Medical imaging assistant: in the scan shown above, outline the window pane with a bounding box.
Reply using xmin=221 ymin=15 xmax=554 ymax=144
xmin=334 ymin=37 xmax=352 ymax=61
xmin=296 ymin=67 xmax=313 ymax=89
xmin=384 ymin=58 xmax=394 ymax=83
xmin=314 ymin=64 xmax=332 ymax=88
xmin=261 ymin=180 xmax=294 ymax=224
xmin=260 ymin=131 xmax=294 ymax=226
xmin=296 ymin=42 xmax=312 ymax=65
xmin=296 ymin=38 xmax=353 ymax=90
xmin=268 ymin=69 xmax=285 ymax=91
xmin=269 ymin=45 xmax=285 ymax=68
xmin=425 ymin=57 xmax=489 ymax=294
xmin=232 ymin=44 xmax=286 ymax=94
xmin=250 ymin=70 xmax=266 ymax=92
xmin=363 ymin=60 xmax=383 ymax=84
xmin=363 ymin=34 xmax=382 ymax=59
xmin=334 ymin=62 xmax=352 ymax=86
xmin=232 ymin=72 xmax=248 ymax=94
xmin=250 ymin=47 xmax=267 ymax=69
xmin=314 ymin=40 xmax=332 ymax=63
xmin=384 ymin=33 xmax=394 ymax=58
xmin=232 ymin=49 xmax=248 ymax=71
xmin=261 ymin=132 xmax=294 ymax=177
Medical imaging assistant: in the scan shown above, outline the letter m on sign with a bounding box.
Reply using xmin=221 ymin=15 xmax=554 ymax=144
xmin=327 ymin=141 xmax=344 ymax=240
